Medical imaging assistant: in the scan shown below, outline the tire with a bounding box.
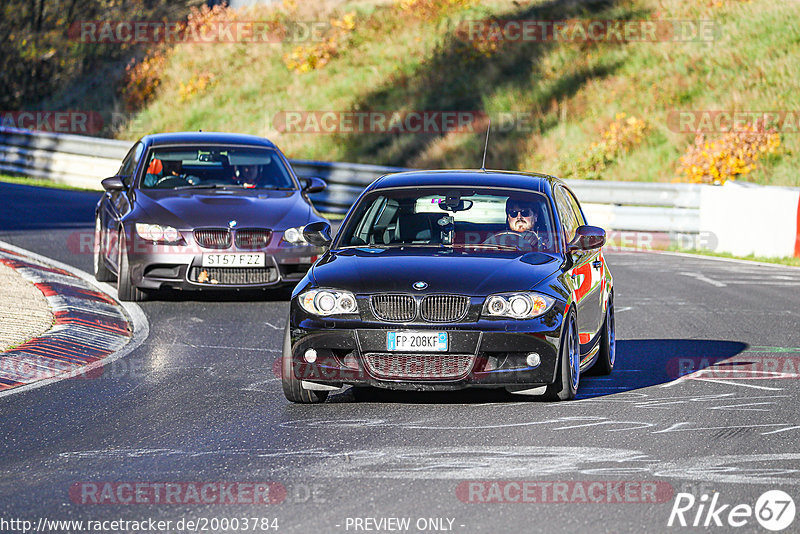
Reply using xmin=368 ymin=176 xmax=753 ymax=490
xmin=282 ymin=324 xmax=328 ymax=404
xmin=93 ymin=216 xmax=114 ymax=282
xmin=544 ymin=310 xmax=579 ymax=401
xmin=590 ymin=293 xmax=615 ymax=376
xmin=116 ymin=230 xmax=147 ymax=302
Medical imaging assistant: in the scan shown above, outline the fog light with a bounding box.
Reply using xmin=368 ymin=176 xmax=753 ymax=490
xmin=343 ymin=353 xmax=358 ymax=369
xmin=526 ymin=352 xmax=541 ymax=368
xmin=304 ymin=348 xmax=318 ymax=363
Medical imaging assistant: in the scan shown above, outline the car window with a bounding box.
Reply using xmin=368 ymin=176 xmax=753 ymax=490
xmin=337 ymin=187 xmax=558 ymax=253
xmin=563 ymin=187 xmax=586 ymax=226
xmin=121 ymin=142 xmax=144 ymax=188
xmin=555 ymin=186 xmax=579 ymax=245
xmin=118 ymin=144 xmax=138 ymax=178
xmin=139 ymin=146 xmax=296 ymax=190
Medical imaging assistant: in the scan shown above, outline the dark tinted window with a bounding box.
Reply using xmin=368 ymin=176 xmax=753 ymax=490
xmin=337 ymin=187 xmax=558 ymax=253
xmin=118 ymin=144 xmax=137 ymax=178
xmin=140 ymin=146 xmax=296 ymax=190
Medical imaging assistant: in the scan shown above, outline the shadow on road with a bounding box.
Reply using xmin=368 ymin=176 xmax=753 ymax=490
xmin=326 ymin=339 xmax=749 ymax=404
xmin=0 ymin=182 xmax=100 ymax=231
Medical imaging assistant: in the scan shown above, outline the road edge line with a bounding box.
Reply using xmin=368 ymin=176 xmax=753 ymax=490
xmin=613 ymin=248 xmax=800 ymax=270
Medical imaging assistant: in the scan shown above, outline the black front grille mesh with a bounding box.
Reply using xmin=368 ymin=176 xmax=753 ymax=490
xmin=420 ymin=295 xmax=470 ymax=322
xmin=194 ymin=228 xmax=231 ymax=249
xmin=371 ymin=294 xmax=470 ymax=322
xmin=364 ymin=353 xmax=475 ymax=380
xmin=371 ymin=295 xmax=416 ymax=322
xmin=189 ymin=267 xmax=277 ymax=285
xmin=235 ymin=228 xmax=271 ymax=249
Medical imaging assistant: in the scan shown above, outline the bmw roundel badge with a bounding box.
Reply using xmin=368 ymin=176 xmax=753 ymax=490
xmin=228 ymin=220 xmax=238 ymax=228
xmin=413 ymin=281 xmax=428 ymax=291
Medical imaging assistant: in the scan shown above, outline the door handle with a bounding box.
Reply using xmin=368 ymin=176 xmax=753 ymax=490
xmin=592 ymin=260 xmax=602 ymax=269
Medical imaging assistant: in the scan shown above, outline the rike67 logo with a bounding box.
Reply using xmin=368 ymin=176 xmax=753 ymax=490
xmin=668 ymin=490 xmax=796 ymax=531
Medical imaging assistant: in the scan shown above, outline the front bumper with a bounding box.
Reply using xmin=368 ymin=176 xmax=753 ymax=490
xmin=125 ymin=233 xmax=323 ymax=290
xmin=286 ymin=316 xmax=564 ymax=392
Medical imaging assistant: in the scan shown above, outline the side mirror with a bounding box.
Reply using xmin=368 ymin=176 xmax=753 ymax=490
xmin=303 ymin=221 xmax=332 ymax=247
xmin=101 ymin=176 xmax=125 ymax=191
xmin=568 ymin=225 xmax=606 ymax=252
xmin=302 ymin=177 xmax=327 ymax=194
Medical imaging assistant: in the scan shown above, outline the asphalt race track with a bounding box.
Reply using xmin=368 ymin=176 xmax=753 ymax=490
xmin=1 ymin=181 xmax=799 ymax=533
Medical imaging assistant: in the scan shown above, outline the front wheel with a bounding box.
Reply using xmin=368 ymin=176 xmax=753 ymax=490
xmin=116 ymin=231 xmax=147 ymax=302
xmin=93 ymin=216 xmax=114 ymax=282
xmin=282 ymin=324 xmax=328 ymax=404
xmin=544 ymin=310 xmax=579 ymax=401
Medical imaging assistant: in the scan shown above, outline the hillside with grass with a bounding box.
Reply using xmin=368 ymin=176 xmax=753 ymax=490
xmin=72 ymin=1 xmax=800 ymax=185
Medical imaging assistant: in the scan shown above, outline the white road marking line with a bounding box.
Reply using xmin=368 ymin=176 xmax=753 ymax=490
xmin=689 ymin=377 xmax=783 ymax=390
xmin=707 ymin=402 xmax=776 ymax=411
xmin=679 ymin=271 xmax=727 ymax=287
xmin=714 ymin=281 xmax=800 ymax=286
xmin=653 ymin=422 xmax=788 ymax=434
xmin=264 ymin=321 xmax=281 ymax=330
xmin=761 ymin=426 xmax=800 ymax=435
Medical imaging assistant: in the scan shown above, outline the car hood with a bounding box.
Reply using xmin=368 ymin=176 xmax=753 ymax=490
xmin=134 ymin=189 xmax=311 ymax=229
xmin=311 ymin=248 xmax=562 ymax=295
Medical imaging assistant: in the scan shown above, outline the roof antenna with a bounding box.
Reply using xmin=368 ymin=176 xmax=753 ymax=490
xmin=480 ymin=119 xmax=491 ymax=172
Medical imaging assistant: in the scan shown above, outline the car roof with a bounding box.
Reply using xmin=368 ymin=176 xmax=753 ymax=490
xmin=366 ymin=169 xmax=564 ymax=195
xmin=141 ymin=131 xmax=278 ymax=149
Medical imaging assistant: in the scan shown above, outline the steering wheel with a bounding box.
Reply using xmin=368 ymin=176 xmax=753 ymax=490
xmin=155 ymin=175 xmax=196 ymax=188
xmin=483 ymin=231 xmax=540 ymax=251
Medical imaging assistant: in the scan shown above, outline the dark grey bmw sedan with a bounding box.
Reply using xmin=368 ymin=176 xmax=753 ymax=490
xmin=93 ymin=132 xmax=329 ymax=301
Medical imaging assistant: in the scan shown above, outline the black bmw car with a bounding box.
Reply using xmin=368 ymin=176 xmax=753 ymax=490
xmin=93 ymin=132 xmax=329 ymax=301
xmin=283 ymin=170 xmax=615 ymax=403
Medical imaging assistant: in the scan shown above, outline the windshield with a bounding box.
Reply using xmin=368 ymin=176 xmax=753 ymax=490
xmin=337 ymin=187 xmax=559 ymax=253
xmin=140 ymin=146 xmax=297 ymax=190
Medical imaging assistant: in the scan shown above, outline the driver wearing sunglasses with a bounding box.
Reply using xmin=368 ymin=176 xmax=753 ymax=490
xmin=506 ymin=202 xmax=536 ymax=233
xmin=483 ymin=197 xmax=544 ymax=250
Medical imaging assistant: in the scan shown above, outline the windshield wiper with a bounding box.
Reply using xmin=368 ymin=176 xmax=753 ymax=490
xmin=457 ymin=243 xmax=521 ymax=251
xmin=174 ymin=184 xmax=220 ymax=190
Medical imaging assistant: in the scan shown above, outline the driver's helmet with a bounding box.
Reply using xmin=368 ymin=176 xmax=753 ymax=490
xmin=162 ymin=160 xmax=182 ymax=176
xmin=235 ymin=164 xmax=259 ymax=183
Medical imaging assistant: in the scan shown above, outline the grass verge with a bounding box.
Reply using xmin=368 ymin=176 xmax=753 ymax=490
xmin=0 ymin=174 xmax=97 ymax=192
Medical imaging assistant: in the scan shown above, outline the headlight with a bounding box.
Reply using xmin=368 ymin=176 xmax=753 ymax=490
xmin=282 ymin=226 xmax=308 ymax=245
xmin=135 ymin=223 xmax=182 ymax=244
xmin=299 ymin=289 xmax=358 ymax=316
xmin=482 ymin=292 xmax=554 ymax=319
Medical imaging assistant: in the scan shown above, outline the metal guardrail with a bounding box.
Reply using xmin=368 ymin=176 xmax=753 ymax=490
xmin=0 ymin=127 xmax=703 ymax=233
